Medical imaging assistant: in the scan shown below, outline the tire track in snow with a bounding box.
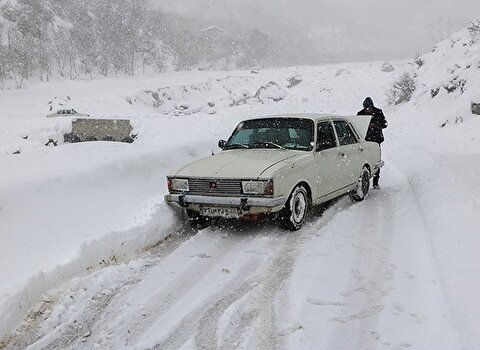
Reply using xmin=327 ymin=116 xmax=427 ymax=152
xmin=153 ymin=261 xmax=261 ymax=350
xmin=156 ymin=229 xmax=312 ymax=350
xmin=313 ymin=159 xmax=459 ymax=349
xmin=251 ymin=232 xmax=306 ymax=350
xmin=88 ymin=228 xmax=259 ymax=350
xmin=327 ymin=188 xmax=396 ymax=349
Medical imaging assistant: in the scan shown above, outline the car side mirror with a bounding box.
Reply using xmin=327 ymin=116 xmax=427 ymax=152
xmin=218 ymin=139 xmax=227 ymax=150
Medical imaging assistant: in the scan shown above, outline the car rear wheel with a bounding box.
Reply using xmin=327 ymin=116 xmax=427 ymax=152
xmin=279 ymin=184 xmax=309 ymax=231
xmin=350 ymin=166 xmax=370 ymax=202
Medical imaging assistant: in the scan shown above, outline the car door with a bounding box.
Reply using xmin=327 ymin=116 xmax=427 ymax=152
xmin=332 ymin=120 xmax=364 ymax=188
xmin=313 ymin=120 xmax=342 ymax=201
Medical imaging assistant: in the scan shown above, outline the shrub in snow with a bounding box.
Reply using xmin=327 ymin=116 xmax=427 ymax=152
xmin=468 ymin=19 xmax=480 ymax=44
xmin=386 ymin=72 xmax=416 ymax=105
xmin=472 ymin=102 xmax=480 ymax=115
xmin=443 ymin=77 xmax=466 ymax=94
xmin=230 ymin=91 xmax=251 ymax=106
xmin=381 ymin=62 xmax=395 ymax=72
xmin=409 ymin=52 xmax=424 ymax=69
xmin=255 ymin=82 xmax=287 ymax=102
xmin=440 ymin=116 xmax=466 ymax=127
xmin=414 ymin=55 xmax=424 ymax=68
xmin=287 ymin=73 xmax=303 ymax=88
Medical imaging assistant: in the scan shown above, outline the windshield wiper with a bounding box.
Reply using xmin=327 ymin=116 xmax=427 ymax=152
xmin=253 ymin=141 xmax=285 ymax=150
xmin=225 ymin=143 xmax=249 ymax=149
xmin=285 ymin=145 xmax=311 ymax=150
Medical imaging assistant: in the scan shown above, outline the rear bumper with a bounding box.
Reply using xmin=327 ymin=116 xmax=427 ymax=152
xmin=164 ymin=193 xmax=286 ymax=210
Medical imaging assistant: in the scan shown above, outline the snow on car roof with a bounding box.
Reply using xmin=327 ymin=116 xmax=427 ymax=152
xmin=245 ymin=113 xmax=356 ymax=122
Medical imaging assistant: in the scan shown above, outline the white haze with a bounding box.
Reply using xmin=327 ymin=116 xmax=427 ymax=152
xmin=151 ymin=0 xmax=479 ymax=64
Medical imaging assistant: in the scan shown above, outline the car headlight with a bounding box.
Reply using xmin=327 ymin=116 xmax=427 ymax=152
xmin=242 ymin=179 xmax=273 ymax=195
xmin=168 ymin=178 xmax=189 ymax=192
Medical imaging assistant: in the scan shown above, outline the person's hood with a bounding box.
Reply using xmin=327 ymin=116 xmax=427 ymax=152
xmin=363 ymin=97 xmax=374 ymax=108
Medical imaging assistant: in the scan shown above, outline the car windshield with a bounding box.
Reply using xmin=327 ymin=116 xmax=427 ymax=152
xmin=226 ymin=118 xmax=314 ymax=151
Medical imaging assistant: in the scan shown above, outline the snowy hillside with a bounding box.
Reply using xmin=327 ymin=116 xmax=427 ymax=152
xmin=1 ymin=23 xmax=480 ymax=349
xmin=384 ymin=21 xmax=480 ymax=349
xmin=392 ymin=20 xmax=480 ymax=153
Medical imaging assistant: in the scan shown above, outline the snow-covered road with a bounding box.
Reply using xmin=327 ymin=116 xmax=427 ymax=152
xmin=2 ymin=156 xmax=462 ymax=350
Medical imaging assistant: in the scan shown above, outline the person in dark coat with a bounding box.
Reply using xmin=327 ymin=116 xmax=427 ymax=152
xmin=357 ymin=97 xmax=387 ymax=188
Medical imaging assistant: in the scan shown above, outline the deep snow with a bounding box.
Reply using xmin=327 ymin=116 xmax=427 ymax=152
xmin=1 ymin=27 xmax=480 ymax=349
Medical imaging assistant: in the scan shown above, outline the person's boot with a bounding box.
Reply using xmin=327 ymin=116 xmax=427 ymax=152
xmin=372 ymin=175 xmax=380 ymax=189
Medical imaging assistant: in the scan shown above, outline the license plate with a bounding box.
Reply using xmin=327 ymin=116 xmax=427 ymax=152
xmin=199 ymin=206 xmax=241 ymax=218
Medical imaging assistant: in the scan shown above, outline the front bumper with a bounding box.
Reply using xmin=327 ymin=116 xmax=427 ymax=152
xmin=164 ymin=193 xmax=287 ymax=211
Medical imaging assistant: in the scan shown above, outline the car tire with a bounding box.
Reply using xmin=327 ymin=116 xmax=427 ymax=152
xmin=279 ymin=184 xmax=309 ymax=231
xmin=350 ymin=166 xmax=370 ymax=202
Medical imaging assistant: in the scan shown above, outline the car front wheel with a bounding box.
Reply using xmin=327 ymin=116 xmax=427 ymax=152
xmin=279 ymin=184 xmax=309 ymax=231
xmin=350 ymin=166 xmax=371 ymax=202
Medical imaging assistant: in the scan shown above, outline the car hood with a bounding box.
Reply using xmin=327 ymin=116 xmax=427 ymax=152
xmin=174 ymin=149 xmax=304 ymax=179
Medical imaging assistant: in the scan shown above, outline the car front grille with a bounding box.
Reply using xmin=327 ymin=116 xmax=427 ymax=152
xmin=188 ymin=178 xmax=242 ymax=195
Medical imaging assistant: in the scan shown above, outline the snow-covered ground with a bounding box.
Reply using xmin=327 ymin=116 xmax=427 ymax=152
xmin=1 ymin=27 xmax=480 ymax=350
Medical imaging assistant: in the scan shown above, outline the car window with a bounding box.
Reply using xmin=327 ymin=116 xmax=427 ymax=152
xmin=316 ymin=121 xmax=337 ymax=151
xmin=229 ymin=128 xmax=254 ymax=145
xmin=226 ymin=118 xmax=314 ymax=151
xmin=333 ymin=121 xmax=358 ymax=146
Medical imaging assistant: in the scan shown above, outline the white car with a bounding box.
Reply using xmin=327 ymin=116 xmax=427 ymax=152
xmin=47 ymin=109 xmax=90 ymax=118
xmin=165 ymin=114 xmax=383 ymax=230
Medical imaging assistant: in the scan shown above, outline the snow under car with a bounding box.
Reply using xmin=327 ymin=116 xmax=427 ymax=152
xmin=164 ymin=114 xmax=383 ymax=230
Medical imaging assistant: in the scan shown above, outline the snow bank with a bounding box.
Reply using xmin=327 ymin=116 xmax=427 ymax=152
xmin=0 ymin=140 xmax=216 ymax=338
xmin=129 ymin=75 xmax=265 ymax=115
xmin=389 ymin=146 xmax=480 ymax=348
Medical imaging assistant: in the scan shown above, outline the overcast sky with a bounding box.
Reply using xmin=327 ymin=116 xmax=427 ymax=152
xmin=151 ymin=0 xmax=479 ymax=63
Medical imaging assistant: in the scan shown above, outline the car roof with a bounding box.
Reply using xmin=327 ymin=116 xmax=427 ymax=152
xmin=245 ymin=113 xmax=356 ymax=122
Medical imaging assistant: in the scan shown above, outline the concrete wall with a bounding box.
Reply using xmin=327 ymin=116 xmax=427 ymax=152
xmin=67 ymin=118 xmax=134 ymax=142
